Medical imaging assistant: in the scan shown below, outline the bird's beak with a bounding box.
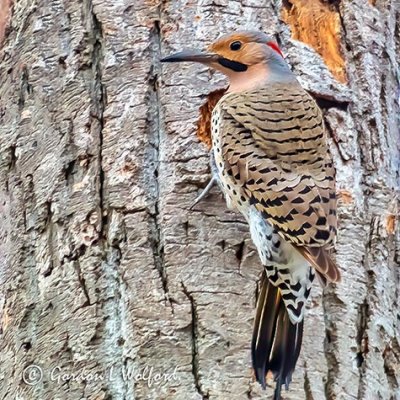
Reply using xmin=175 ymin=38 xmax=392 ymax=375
xmin=160 ymin=50 xmax=219 ymax=65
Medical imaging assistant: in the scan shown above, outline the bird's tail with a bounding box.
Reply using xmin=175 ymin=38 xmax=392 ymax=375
xmin=252 ymin=270 xmax=303 ymax=399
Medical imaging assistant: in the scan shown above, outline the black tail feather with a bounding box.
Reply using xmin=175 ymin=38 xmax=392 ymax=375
xmin=252 ymin=270 xmax=304 ymax=398
xmin=251 ymin=270 xmax=280 ymax=389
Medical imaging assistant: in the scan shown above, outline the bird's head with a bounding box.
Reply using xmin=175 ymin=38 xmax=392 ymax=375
xmin=161 ymin=31 xmax=295 ymax=92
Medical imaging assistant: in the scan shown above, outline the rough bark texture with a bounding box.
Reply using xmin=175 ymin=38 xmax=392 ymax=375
xmin=0 ymin=1 xmax=399 ymax=399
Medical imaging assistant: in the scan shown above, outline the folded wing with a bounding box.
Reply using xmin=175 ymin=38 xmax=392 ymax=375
xmin=217 ymin=84 xmax=340 ymax=282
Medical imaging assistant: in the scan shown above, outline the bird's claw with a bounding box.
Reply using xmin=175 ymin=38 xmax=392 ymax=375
xmin=189 ymin=176 xmax=218 ymax=210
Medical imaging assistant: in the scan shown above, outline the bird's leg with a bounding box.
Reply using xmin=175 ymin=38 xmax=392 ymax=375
xmin=189 ymin=175 xmax=218 ymax=210
xmin=190 ymin=151 xmax=220 ymax=210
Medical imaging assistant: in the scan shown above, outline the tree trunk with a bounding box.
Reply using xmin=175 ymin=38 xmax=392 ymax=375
xmin=0 ymin=0 xmax=399 ymax=399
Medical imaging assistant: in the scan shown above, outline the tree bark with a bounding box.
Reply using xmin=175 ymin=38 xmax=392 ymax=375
xmin=0 ymin=1 xmax=399 ymax=399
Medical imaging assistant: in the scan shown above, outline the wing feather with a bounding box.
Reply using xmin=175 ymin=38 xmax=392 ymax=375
xmin=216 ymin=84 xmax=340 ymax=282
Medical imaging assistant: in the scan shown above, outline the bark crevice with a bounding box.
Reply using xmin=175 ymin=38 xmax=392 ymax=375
xmin=323 ymin=305 xmax=340 ymax=399
xmin=147 ymin=16 xmax=173 ymax=310
xmin=303 ymin=364 xmax=315 ymax=400
xmin=84 ymin=1 xmax=128 ymax=397
xmin=182 ymin=282 xmax=209 ymax=400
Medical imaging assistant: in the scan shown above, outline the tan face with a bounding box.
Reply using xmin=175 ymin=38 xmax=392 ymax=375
xmin=160 ymin=30 xmax=286 ymax=80
xmin=161 ymin=31 xmax=291 ymax=92
xmin=208 ymin=33 xmax=271 ymax=66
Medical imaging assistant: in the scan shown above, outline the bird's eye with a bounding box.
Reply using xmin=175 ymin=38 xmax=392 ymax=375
xmin=230 ymin=41 xmax=242 ymax=51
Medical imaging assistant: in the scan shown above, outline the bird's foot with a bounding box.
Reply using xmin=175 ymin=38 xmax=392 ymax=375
xmin=189 ymin=176 xmax=218 ymax=210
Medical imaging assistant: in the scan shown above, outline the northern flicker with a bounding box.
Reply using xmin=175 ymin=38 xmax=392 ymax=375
xmin=161 ymin=31 xmax=340 ymax=399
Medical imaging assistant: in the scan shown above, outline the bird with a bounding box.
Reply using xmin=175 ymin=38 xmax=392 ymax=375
xmin=161 ymin=31 xmax=341 ymax=399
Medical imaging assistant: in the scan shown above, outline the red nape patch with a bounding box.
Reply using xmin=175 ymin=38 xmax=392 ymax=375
xmin=267 ymin=41 xmax=284 ymax=58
